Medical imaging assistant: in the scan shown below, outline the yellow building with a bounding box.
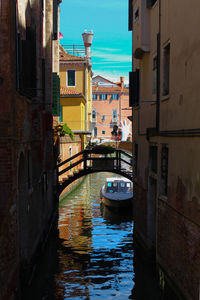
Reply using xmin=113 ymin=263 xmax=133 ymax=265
xmin=57 ymin=33 xmax=93 ymax=195
xmin=59 ymin=33 xmax=93 ymax=146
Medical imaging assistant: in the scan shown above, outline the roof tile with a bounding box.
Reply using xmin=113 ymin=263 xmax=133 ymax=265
xmin=59 ymin=44 xmax=85 ymax=61
xmin=60 ymin=86 xmax=82 ymax=96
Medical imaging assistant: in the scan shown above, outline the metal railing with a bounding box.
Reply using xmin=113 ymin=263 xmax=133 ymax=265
xmin=62 ymin=44 xmax=85 ymax=57
xmin=57 ymin=148 xmax=133 ymax=182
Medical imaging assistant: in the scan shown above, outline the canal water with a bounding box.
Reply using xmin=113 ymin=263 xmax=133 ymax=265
xmin=22 ymin=172 xmax=179 ymax=300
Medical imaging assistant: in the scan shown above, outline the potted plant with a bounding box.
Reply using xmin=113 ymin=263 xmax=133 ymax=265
xmin=90 ymin=144 xmax=115 ymax=155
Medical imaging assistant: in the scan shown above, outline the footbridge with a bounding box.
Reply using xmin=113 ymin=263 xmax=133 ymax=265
xmin=57 ymin=148 xmax=133 ymax=196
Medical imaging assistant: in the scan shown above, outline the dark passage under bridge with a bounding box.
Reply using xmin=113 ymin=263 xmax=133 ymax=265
xmin=57 ymin=149 xmax=133 ymax=195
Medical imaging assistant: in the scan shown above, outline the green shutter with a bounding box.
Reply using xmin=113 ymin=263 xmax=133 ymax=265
xmin=53 ymin=0 xmax=58 ymax=40
xmin=52 ymin=72 xmax=60 ymax=116
xmin=128 ymin=0 xmax=133 ymax=31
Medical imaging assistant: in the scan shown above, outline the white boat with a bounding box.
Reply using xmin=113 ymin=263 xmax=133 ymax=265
xmin=100 ymin=177 xmax=133 ymax=208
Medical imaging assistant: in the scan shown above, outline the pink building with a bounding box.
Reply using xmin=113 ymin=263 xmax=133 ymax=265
xmin=92 ymin=76 xmax=131 ymax=141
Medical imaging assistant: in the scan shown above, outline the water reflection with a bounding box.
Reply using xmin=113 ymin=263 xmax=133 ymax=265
xmin=57 ymin=173 xmax=134 ymax=300
xmin=21 ymin=172 xmax=179 ymax=300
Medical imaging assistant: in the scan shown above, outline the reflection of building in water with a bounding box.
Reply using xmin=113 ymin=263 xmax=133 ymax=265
xmin=55 ymin=249 xmax=90 ymax=299
xmin=59 ymin=176 xmax=93 ymax=255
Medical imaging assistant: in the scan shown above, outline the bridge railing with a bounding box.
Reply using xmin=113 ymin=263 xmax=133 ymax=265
xmin=57 ymin=149 xmax=133 ymax=180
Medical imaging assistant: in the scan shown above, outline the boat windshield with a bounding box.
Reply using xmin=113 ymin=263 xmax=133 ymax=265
xmin=119 ymin=182 xmax=131 ymax=193
xmin=106 ymin=182 xmax=131 ymax=193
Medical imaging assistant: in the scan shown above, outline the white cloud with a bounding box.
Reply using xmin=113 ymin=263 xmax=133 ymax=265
xmin=93 ymin=61 xmax=129 ymax=66
xmin=93 ymin=47 xmax=120 ymax=52
xmin=92 ymin=50 xmax=132 ymax=63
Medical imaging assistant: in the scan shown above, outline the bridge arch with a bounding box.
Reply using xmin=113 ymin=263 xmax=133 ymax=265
xmin=58 ymin=169 xmax=132 ymax=196
xmin=56 ymin=148 xmax=133 ymax=196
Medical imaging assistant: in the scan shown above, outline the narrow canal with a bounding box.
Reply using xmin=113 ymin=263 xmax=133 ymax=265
xmin=22 ymin=172 xmax=179 ymax=300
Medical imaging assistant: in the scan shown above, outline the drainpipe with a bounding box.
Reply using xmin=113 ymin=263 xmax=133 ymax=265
xmin=156 ymin=0 xmax=161 ymax=132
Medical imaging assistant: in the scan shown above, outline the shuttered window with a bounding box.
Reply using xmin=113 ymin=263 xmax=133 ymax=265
xmin=129 ymin=70 xmax=140 ymax=106
xmin=128 ymin=0 xmax=133 ymax=31
xmin=52 ymin=72 xmax=60 ymax=116
xmin=17 ymin=26 xmax=37 ymax=97
xmin=92 ymin=93 xmax=97 ymax=100
xmin=100 ymin=94 xmax=107 ymax=100
xmin=53 ymin=0 xmax=58 ymax=40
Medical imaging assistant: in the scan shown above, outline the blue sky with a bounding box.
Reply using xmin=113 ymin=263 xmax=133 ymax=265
xmin=60 ymin=0 xmax=132 ymax=83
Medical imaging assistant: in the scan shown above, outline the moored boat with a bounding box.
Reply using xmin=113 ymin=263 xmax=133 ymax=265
xmin=100 ymin=177 xmax=133 ymax=208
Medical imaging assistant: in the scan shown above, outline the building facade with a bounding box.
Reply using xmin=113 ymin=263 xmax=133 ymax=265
xmin=129 ymin=0 xmax=200 ymax=299
xmin=92 ymin=76 xmax=131 ymax=141
xmin=0 ymin=0 xmax=61 ymax=298
xmin=58 ymin=41 xmax=93 ymax=142
xmin=57 ymin=38 xmax=93 ymax=194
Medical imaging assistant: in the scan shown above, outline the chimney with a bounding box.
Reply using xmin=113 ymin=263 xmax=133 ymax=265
xmin=82 ymin=30 xmax=94 ymax=58
xmin=120 ymin=77 xmax=124 ymax=88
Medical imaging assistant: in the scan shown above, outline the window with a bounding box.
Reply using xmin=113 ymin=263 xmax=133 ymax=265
xmin=100 ymin=94 xmax=107 ymax=100
xmin=16 ymin=26 xmax=37 ymax=97
xmin=134 ymin=8 xmax=139 ymax=22
xmin=112 ymin=109 xmax=118 ymax=123
xmin=128 ymin=0 xmax=133 ymax=31
xmin=94 ymin=127 xmax=97 ymax=136
xmin=129 ymin=69 xmax=140 ymax=106
xmin=67 ymin=70 xmax=75 ymax=86
xmin=149 ymin=145 xmax=157 ymax=173
xmin=134 ymin=143 xmax=138 ymax=173
xmin=92 ymin=93 xmax=97 ymax=100
xmin=102 ymin=130 xmax=106 ymax=135
xmin=147 ymin=0 xmax=157 ymax=8
xmin=101 ymin=115 xmax=105 ymax=122
xmin=152 ymin=56 xmax=157 ymax=94
xmin=92 ymin=109 xmax=96 ymax=122
xmin=163 ymin=44 xmax=170 ymax=96
xmin=69 ymin=146 xmax=72 ymax=157
xmin=111 ymin=94 xmax=119 ymax=100
xmin=53 ymin=0 xmax=58 ymax=40
xmin=160 ymin=146 xmax=168 ymax=196
xmin=52 ymin=72 xmax=60 ymax=116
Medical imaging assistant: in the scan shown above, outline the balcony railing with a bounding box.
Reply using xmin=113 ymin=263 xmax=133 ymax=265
xmin=62 ymin=45 xmax=85 ymax=57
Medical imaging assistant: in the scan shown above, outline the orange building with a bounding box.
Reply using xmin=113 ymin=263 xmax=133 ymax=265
xmin=92 ymin=76 xmax=131 ymax=142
